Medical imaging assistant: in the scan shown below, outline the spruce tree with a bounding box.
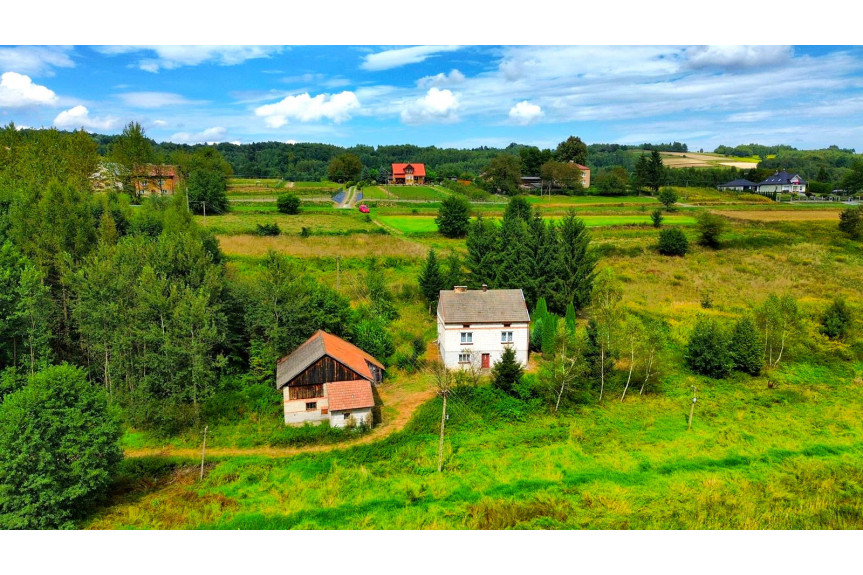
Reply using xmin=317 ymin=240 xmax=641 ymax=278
xmin=442 ymin=250 xmax=463 ymax=291
xmin=465 ymin=216 xmax=500 ymax=288
xmin=492 ymin=346 xmax=523 ymax=396
xmin=685 ymin=315 xmax=733 ymax=378
xmin=418 ymin=248 xmax=445 ymax=306
xmin=555 ymin=211 xmax=597 ymax=314
xmin=495 ymin=215 xmax=532 ymax=294
xmin=541 ymin=313 xmax=557 ymax=356
xmin=565 ymin=302 xmax=577 ymax=335
xmin=730 ymin=315 xmax=763 ymax=376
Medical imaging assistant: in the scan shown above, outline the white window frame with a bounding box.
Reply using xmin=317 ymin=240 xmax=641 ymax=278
xmin=458 ymin=353 xmax=471 ymax=363
xmin=501 ymin=331 xmax=513 ymax=343
xmin=460 ymin=332 xmax=473 ymax=344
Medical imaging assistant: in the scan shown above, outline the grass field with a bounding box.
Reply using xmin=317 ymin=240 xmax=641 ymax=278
xmin=386 ymin=185 xmax=449 ymax=201
xmin=359 ymin=185 xmax=394 ymax=200
xmin=84 ymin=192 xmax=863 ymax=530
xmin=196 ymin=209 xmax=376 ymax=236
xmin=378 ymin=214 xmax=699 ymax=234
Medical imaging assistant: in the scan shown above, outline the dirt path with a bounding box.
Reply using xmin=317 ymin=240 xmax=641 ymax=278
xmin=124 ymin=378 xmax=436 ymax=459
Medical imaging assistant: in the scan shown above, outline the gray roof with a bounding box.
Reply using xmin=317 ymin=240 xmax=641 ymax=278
xmin=757 ymin=171 xmax=806 ymax=186
xmin=719 ymin=179 xmax=757 ymax=187
xmin=437 ymin=289 xmax=530 ymax=324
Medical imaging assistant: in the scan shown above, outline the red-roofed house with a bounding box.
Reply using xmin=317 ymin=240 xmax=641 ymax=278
xmin=276 ymin=331 xmax=383 ymax=427
xmin=390 ymin=163 xmax=426 ymax=185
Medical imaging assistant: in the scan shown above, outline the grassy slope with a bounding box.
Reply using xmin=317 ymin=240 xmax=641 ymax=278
xmin=88 ymin=197 xmax=863 ymax=530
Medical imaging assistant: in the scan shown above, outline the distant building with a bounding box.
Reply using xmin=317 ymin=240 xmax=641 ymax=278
xmin=718 ymin=179 xmax=758 ymax=192
xmin=390 ymin=163 xmax=426 ymax=185
xmin=756 ymin=171 xmax=807 ymax=195
xmin=276 ymin=331 xmax=383 ymax=427
xmin=437 ymin=286 xmax=530 ymax=370
xmin=134 ymin=164 xmax=180 ymax=196
xmin=570 ymin=162 xmax=591 ymax=188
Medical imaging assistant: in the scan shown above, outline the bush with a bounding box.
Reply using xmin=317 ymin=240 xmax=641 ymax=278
xmin=821 ymin=297 xmax=852 ymax=340
xmin=0 ymin=365 xmax=123 ymax=528
xmin=300 ymin=226 xmax=311 ymax=238
xmin=696 ymin=212 xmax=726 ymax=248
xmin=657 ymin=227 xmax=689 ymax=256
xmin=651 ymin=209 xmax=663 ymax=228
xmin=838 ymin=206 xmax=862 ymax=240
xmin=276 ymin=193 xmax=301 ymax=214
xmin=730 ymin=315 xmax=763 ymax=376
xmin=435 ymin=195 xmax=471 ymax=238
xmin=685 ymin=316 xmax=733 ymax=378
xmin=256 ymin=223 xmax=280 ymax=236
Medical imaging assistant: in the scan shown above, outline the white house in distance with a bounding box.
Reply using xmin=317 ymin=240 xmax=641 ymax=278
xmin=437 ymin=286 xmax=530 ymax=370
xmin=276 ymin=330 xmax=383 ymax=428
xmin=756 ymin=171 xmax=807 ymax=195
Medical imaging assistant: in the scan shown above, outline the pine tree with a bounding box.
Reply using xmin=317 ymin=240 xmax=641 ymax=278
xmin=565 ymin=302 xmax=577 ymax=335
xmin=555 ymin=211 xmax=597 ymax=314
xmin=492 ymin=346 xmax=523 ymax=396
xmin=541 ymin=313 xmax=558 ymax=356
xmin=418 ymin=248 xmax=445 ymax=306
xmin=685 ymin=315 xmax=733 ymax=378
xmin=442 ymin=250 xmax=463 ymax=291
xmin=496 ymin=215 xmax=532 ymax=296
xmin=730 ymin=315 xmax=763 ymax=376
xmin=465 ymin=216 xmax=500 ymax=287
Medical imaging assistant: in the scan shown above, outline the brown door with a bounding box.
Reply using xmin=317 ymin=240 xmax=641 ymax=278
xmin=481 ymin=354 xmax=490 ymax=369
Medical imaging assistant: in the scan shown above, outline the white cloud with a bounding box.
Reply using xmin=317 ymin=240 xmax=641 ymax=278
xmin=254 ymin=91 xmax=360 ymax=128
xmin=361 ymin=46 xmax=461 ymax=71
xmin=418 ymin=69 xmax=465 ymax=89
xmin=0 ymin=46 xmax=75 ymax=76
xmin=400 ymin=88 xmax=460 ymax=124
xmin=0 ymin=72 xmax=58 ymax=107
xmin=508 ymin=101 xmax=543 ymax=125
xmin=683 ymin=46 xmax=793 ymax=70
xmin=53 ymin=105 xmax=118 ymax=131
xmin=169 ymin=126 xmax=228 ymax=144
xmin=97 ymin=46 xmax=284 ymax=73
xmin=726 ymin=111 xmax=771 ymax=123
xmin=118 ymin=91 xmax=200 ymax=108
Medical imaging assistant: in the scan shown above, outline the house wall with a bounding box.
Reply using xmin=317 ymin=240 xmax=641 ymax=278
xmin=581 ymin=169 xmax=591 ymax=188
xmin=329 ymin=407 xmax=373 ymax=428
xmin=759 ymin=183 xmax=806 ymax=194
xmin=437 ymin=317 xmax=529 ymax=369
xmin=283 ymin=386 xmax=330 ymax=425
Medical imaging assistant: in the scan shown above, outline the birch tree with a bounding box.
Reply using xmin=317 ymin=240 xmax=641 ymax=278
xmin=756 ymin=293 xmax=800 ymax=369
xmin=589 ymin=269 xmax=623 ymax=401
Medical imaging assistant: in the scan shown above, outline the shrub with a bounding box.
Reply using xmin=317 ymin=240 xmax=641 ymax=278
xmin=685 ymin=316 xmax=733 ymax=378
xmin=657 ymin=227 xmax=689 ymax=256
xmin=300 ymin=226 xmax=311 ymax=238
xmin=700 ymin=291 xmax=713 ymax=309
xmin=276 ymin=193 xmax=301 ymax=214
xmin=435 ymin=195 xmax=471 ymax=238
xmin=838 ymin=206 xmax=862 ymax=240
xmin=696 ymin=212 xmax=726 ymax=248
xmin=651 ymin=209 xmax=663 ymax=227
xmin=256 ymin=223 xmax=280 ymax=236
xmin=821 ymin=297 xmax=852 ymax=340
xmin=730 ymin=315 xmax=763 ymax=376
xmin=0 ymin=365 xmax=123 ymax=529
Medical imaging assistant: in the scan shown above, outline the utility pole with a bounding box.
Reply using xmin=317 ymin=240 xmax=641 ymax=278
xmin=438 ymin=389 xmax=448 ymax=473
xmin=199 ymin=425 xmax=209 ymax=481
xmin=202 ymin=201 xmax=206 ymax=218
xmin=688 ymin=386 xmax=697 ymax=430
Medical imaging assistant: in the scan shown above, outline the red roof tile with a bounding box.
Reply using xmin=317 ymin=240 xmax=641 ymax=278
xmin=327 ymin=379 xmax=375 ymax=411
xmin=391 ymin=163 xmax=426 ymax=177
xmin=276 ymin=330 xmax=384 ymax=389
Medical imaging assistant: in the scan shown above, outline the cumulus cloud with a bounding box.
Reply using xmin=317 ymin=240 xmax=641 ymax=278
xmin=683 ymin=46 xmax=793 ymax=70
xmin=53 ymin=105 xmax=118 ymax=131
xmin=361 ymin=46 xmax=461 ymax=71
xmin=508 ymin=101 xmax=544 ymax=125
xmin=97 ymin=46 xmax=284 ymax=73
xmin=118 ymin=91 xmax=200 ymax=108
xmin=400 ymin=88 xmax=460 ymax=124
xmin=0 ymin=46 xmax=75 ymax=76
xmin=418 ymin=69 xmax=465 ymax=89
xmin=169 ymin=126 xmax=228 ymax=144
xmin=0 ymin=72 xmax=58 ymax=107
xmin=254 ymin=91 xmax=360 ymax=128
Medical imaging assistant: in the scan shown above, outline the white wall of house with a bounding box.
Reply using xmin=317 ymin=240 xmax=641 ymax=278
xmin=329 ymin=408 xmax=373 ymax=428
xmin=437 ymin=317 xmax=529 ymax=369
xmin=283 ymin=387 xmax=329 ymax=425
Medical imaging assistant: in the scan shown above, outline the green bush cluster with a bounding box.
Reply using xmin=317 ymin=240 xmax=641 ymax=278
xmin=657 ymin=227 xmax=689 ymax=255
xmin=276 ymin=193 xmax=301 ymax=215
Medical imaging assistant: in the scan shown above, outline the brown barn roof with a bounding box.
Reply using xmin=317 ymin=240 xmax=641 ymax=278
xmin=437 ymin=288 xmax=530 ymax=324
xmin=327 ymin=379 xmax=375 ymax=411
xmin=276 ymin=331 xmax=384 ymax=389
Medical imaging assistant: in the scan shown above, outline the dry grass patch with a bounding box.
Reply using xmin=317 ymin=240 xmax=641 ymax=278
xmin=217 ymin=234 xmax=427 ymax=258
xmin=713 ymin=210 xmax=842 ymax=222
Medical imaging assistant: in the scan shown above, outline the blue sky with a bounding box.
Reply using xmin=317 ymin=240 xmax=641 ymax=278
xmin=2 ymin=45 xmax=863 ymax=151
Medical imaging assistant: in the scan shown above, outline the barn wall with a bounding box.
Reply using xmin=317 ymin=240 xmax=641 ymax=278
xmin=283 ymin=386 xmax=330 ymax=425
xmin=289 ymin=356 xmax=363 ymax=387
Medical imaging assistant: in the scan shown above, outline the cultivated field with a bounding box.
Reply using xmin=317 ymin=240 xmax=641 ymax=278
xmin=659 ymin=151 xmax=761 ymax=170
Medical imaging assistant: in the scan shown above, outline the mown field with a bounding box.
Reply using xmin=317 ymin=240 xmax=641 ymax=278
xmin=88 ymin=192 xmax=862 ymax=530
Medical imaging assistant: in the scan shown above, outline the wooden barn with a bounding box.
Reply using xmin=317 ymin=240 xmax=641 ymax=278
xmin=276 ymin=331 xmax=383 ymax=427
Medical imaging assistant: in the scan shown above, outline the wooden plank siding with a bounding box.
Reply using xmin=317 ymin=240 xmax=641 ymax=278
xmin=288 ymin=384 xmax=325 ymax=400
xmin=287 ymin=356 xmax=365 ymax=387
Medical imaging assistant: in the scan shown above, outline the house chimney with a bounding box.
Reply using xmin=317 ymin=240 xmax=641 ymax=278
xmin=454 ymin=286 xmax=467 ymax=293
xmin=482 ymin=284 xmax=488 ymax=292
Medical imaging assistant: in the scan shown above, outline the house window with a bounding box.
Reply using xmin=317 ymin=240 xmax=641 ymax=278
xmin=460 ymin=332 xmax=473 ymax=344
xmin=501 ymin=331 xmax=513 ymax=343
xmin=305 ymin=402 xmax=317 ymax=411
xmin=458 ymin=353 xmax=471 ymax=363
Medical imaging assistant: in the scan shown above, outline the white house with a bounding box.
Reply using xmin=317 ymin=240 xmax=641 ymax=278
xmin=756 ymin=171 xmax=807 ymax=195
xmin=276 ymin=330 xmax=383 ymax=427
xmin=436 ymin=286 xmax=530 ymax=370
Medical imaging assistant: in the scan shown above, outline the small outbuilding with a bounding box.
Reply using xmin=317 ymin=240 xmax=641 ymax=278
xmin=717 ymin=179 xmax=758 ymax=192
xmin=276 ymin=331 xmax=383 ymax=427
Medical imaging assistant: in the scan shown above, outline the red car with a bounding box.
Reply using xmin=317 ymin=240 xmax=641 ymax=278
xmin=358 ymin=204 xmax=370 ymax=213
